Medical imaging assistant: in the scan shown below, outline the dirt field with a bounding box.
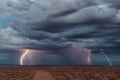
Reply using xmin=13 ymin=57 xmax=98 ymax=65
xmin=0 ymin=66 xmax=120 ymax=80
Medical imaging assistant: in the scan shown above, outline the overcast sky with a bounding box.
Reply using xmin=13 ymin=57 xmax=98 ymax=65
xmin=0 ymin=0 xmax=120 ymax=65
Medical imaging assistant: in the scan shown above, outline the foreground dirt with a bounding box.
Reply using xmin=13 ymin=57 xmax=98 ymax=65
xmin=34 ymin=70 xmax=55 ymax=80
xmin=0 ymin=66 xmax=120 ymax=80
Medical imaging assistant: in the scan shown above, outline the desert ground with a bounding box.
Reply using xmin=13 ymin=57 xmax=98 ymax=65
xmin=0 ymin=66 xmax=120 ymax=80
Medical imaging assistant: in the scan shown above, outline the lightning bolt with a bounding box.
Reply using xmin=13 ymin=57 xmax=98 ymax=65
xmin=100 ymin=50 xmax=112 ymax=66
xmin=20 ymin=49 xmax=30 ymax=65
xmin=87 ymin=49 xmax=91 ymax=64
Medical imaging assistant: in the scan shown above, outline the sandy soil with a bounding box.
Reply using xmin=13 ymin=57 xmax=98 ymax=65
xmin=34 ymin=70 xmax=55 ymax=80
xmin=0 ymin=66 xmax=120 ymax=80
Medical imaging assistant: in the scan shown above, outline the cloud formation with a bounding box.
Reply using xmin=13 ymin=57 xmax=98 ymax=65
xmin=1 ymin=0 xmax=120 ymax=65
xmin=0 ymin=0 xmax=120 ymax=50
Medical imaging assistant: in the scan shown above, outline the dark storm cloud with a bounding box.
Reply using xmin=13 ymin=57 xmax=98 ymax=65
xmin=1 ymin=0 xmax=120 ymax=65
xmin=0 ymin=0 xmax=120 ymax=50
xmin=0 ymin=48 xmax=21 ymax=54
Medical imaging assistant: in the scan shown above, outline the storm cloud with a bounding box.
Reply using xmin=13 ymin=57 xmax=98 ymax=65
xmin=0 ymin=0 xmax=120 ymax=65
xmin=0 ymin=0 xmax=120 ymax=50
